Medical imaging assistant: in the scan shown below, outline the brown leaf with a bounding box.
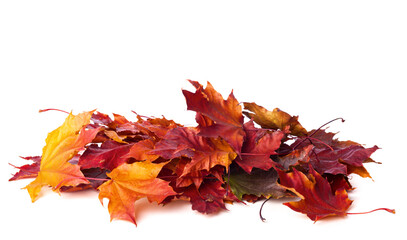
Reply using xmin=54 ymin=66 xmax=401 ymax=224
xmin=243 ymin=102 xmax=307 ymax=136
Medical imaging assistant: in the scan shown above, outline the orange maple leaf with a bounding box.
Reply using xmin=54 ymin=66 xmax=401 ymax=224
xmin=98 ymin=161 xmax=176 ymax=226
xmin=25 ymin=111 xmax=100 ymax=202
xmin=124 ymin=139 xmax=159 ymax=162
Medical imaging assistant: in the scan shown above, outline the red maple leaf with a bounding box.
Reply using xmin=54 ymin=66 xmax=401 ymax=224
xmin=182 ymin=80 xmax=245 ymax=153
xmin=78 ymin=140 xmax=133 ymax=171
xmin=276 ymin=165 xmax=353 ymax=221
xmin=9 ymin=156 xmax=41 ymax=181
xmin=292 ymin=129 xmax=379 ymax=177
xmin=136 ymin=115 xmax=182 ymax=139
xmin=152 ymin=127 xmax=236 ymax=178
xmin=235 ymin=121 xmax=285 ymax=173
xmin=183 ymin=180 xmax=227 ymax=214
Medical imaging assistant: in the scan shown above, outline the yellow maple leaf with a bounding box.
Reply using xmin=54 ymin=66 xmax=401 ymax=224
xmin=25 ymin=110 xmax=99 ymax=202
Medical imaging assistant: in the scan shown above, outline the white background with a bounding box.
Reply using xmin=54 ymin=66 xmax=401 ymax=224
xmin=1 ymin=1 xmax=406 ymax=239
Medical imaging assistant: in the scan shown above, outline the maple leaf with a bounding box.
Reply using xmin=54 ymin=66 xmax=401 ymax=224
xmin=228 ymin=164 xmax=287 ymax=200
xmin=152 ymin=127 xmax=237 ymax=177
xmin=124 ymin=139 xmax=159 ymax=162
xmin=183 ymin=180 xmax=227 ymax=214
xmin=276 ymin=165 xmax=353 ymax=222
xmin=91 ymin=111 xmax=113 ymax=126
xmin=25 ymin=111 xmax=100 ymax=202
xmin=274 ymin=145 xmax=313 ymax=170
xmin=104 ymin=130 xmax=127 ymax=143
xmin=311 ymin=145 xmax=379 ymax=176
xmin=326 ymin=174 xmax=353 ymax=194
xmin=78 ymin=140 xmax=133 ymax=171
xmin=136 ymin=115 xmax=182 ymax=139
xmin=182 ymin=80 xmax=245 ymax=153
xmin=236 ymin=121 xmax=285 ymax=173
xmin=60 ymin=168 xmax=109 ymax=192
xmin=9 ymin=81 xmax=394 ymax=225
xmin=292 ymin=129 xmax=379 ymax=177
xmin=161 ymin=157 xmax=224 ymax=188
xmin=98 ymin=161 xmax=176 ymax=225
xmin=9 ymin=156 xmax=41 ymax=181
xmin=243 ymin=102 xmax=307 ymax=136
xmin=112 ymin=113 xmax=130 ymax=125
xmin=107 ymin=113 xmax=145 ymax=137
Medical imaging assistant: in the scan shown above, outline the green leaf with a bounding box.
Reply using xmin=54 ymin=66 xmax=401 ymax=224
xmin=227 ymin=165 xmax=287 ymax=200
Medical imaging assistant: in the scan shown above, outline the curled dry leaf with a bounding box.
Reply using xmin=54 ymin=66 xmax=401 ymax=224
xmin=243 ymin=102 xmax=307 ymax=137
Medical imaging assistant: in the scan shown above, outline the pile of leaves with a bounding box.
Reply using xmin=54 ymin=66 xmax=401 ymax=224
xmin=10 ymin=80 xmax=394 ymax=226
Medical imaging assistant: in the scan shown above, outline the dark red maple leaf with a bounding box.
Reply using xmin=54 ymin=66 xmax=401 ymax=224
xmin=78 ymin=140 xmax=133 ymax=171
xmin=182 ymin=80 xmax=245 ymax=153
xmin=325 ymin=174 xmax=353 ymax=194
xmin=292 ymin=129 xmax=379 ymax=176
xmin=183 ymin=180 xmax=227 ymax=214
xmin=276 ymin=165 xmax=353 ymax=221
xmin=311 ymin=145 xmax=379 ymax=176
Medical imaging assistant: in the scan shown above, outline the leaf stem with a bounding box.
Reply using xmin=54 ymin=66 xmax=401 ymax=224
xmin=292 ymin=117 xmax=345 ymax=150
xmin=259 ymin=197 xmax=271 ymax=222
xmin=306 ymin=137 xmax=334 ymax=151
xmin=309 ymin=117 xmax=345 ymax=138
xmin=348 ymin=208 xmax=395 ymax=215
xmin=131 ymin=110 xmax=152 ymax=119
xmin=39 ymin=108 xmax=70 ymax=114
